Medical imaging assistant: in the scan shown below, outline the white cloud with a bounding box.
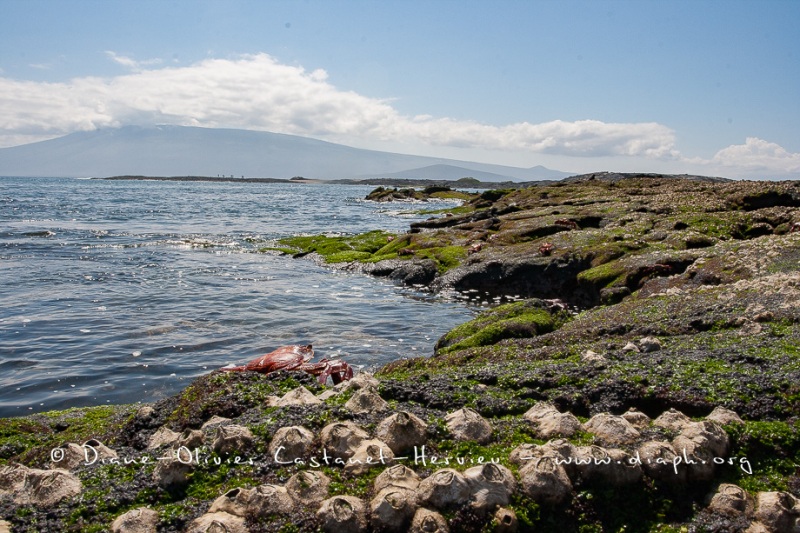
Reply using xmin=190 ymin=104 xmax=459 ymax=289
xmin=104 ymin=51 xmax=163 ymax=71
xmin=0 ymin=52 xmax=678 ymax=159
xmin=406 ymin=118 xmax=678 ymax=158
xmin=710 ymin=137 xmax=800 ymax=175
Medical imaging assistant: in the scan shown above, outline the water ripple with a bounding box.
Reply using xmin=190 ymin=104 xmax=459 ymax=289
xmin=0 ymin=177 xmax=476 ymax=416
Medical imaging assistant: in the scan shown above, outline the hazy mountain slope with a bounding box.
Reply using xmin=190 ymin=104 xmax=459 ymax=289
xmin=355 ymin=163 xmax=519 ymax=182
xmin=0 ymin=125 xmax=571 ymax=181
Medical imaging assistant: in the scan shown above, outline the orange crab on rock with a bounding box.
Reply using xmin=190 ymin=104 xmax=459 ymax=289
xmin=222 ymin=344 xmax=353 ymax=385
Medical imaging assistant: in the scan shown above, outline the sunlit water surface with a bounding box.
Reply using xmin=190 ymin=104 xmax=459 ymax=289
xmin=0 ymin=177 xmax=478 ymax=416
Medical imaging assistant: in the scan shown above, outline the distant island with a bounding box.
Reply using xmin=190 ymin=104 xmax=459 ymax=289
xmin=100 ymin=175 xmax=521 ymax=188
xmin=333 ymin=176 xmax=546 ymax=189
xmin=102 ymin=172 xmax=731 ymax=189
xmin=102 ymin=175 xmax=305 ymax=183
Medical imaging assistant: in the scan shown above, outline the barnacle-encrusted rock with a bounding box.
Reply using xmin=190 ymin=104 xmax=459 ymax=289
xmin=464 ymin=463 xmax=517 ymax=511
xmin=518 ymin=456 xmax=572 ymax=504
xmin=523 ymin=402 xmax=581 ymax=438
xmin=671 ymin=435 xmax=716 ymax=481
xmin=369 ymin=487 xmax=420 ymax=531
xmin=653 ymin=408 xmax=692 ymax=432
xmin=376 ymin=411 xmax=428 ymax=454
xmin=264 ymin=395 xmax=281 ymax=406
xmin=318 ymin=389 xmax=338 ymax=401
xmin=212 ymin=424 xmax=254 ymax=455
xmin=51 ymin=439 xmax=116 ymax=470
xmin=345 ymin=387 xmax=389 ymax=414
xmin=637 ymin=440 xmax=686 ymax=483
xmin=409 ymin=507 xmax=450 ymax=533
xmin=445 ymin=408 xmax=492 ymax=444
xmin=622 ymin=408 xmax=651 ymax=430
xmin=176 ymin=429 xmax=204 ymax=449
xmin=677 ymin=420 xmax=730 ymax=457
xmin=572 ymin=446 xmax=642 ymax=486
xmin=494 ymin=507 xmax=518 ymax=533
xmin=50 ymin=443 xmax=87 ymax=470
xmin=508 ymin=443 xmax=542 ymax=467
xmin=622 ymin=341 xmax=640 ymax=353
xmin=321 ymin=421 xmax=370 ymax=460
xmin=269 ymin=425 xmax=315 ymax=462
xmin=339 ymin=372 xmax=380 ymax=391
xmin=583 ymin=413 xmax=641 ymax=445
xmin=344 ymin=439 xmax=395 ymax=475
xmin=208 ymin=487 xmax=252 ymax=517
xmin=418 ymin=468 xmax=471 ymax=509
xmin=185 ymin=511 xmax=247 ymax=533
xmin=544 ymin=439 xmax=582 ymax=479
xmin=753 ymin=491 xmax=799 ymax=533
xmin=278 ymin=386 xmax=322 ymax=406
xmin=286 ymin=470 xmax=330 ymax=505
xmin=543 ymin=438 xmax=579 ymax=460
xmin=0 ymin=464 xmax=29 ymax=496
xmin=317 ymin=495 xmax=368 ymax=533
xmin=706 ymin=406 xmax=744 ymax=426
xmin=745 ymin=521 xmax=770 ymax=533
xmin=201 ymin=415 xmax=232 ymax=429
xmin=110 ymin=506 xmax=160 ymax=533
xmin=374 ymin=464 xmax=422 ymax=492
xmin=152 ymin=458 xmax=193 ymax=490
xmin=707 ymin=483 xmax=753 ymax=517
xmin=16 ymin=468 xmax=82 ymax=507
xmin=248 ymin=484 xmax=295 ymax=517
xmin=582 ymin=349 xmax=606 ymax=363
xmin=147 ymin=426 xmax=180 ymax=450
xmin=509 ymin=439 xmax=577 ymax=470
xmin=84 ymin=439 xmax=117 ymax=460
xmin=639 ymin=335 xmax=662 ymax=352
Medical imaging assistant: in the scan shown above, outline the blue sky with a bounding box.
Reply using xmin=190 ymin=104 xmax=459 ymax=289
xmin=1 ymin=0 xmax=798 ymax=178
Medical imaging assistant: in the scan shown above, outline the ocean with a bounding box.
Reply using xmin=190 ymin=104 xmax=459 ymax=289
xmin=0 ymin=177 xmax=478 ymax=417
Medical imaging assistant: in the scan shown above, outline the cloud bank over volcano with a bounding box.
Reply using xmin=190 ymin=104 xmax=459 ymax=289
xmin=0 ymin=53 xmax=797 ymax=178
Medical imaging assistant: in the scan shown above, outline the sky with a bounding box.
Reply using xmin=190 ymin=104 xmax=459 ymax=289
xmin=1 ymin=0 xmax=799 ymax=179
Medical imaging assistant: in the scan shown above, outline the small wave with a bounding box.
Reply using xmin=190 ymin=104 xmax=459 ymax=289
xmin=126 ymin=325 xmax=179 ymax=339
xmin=0 ymin=360 xmax=39 ymax=370
xmin=165 ymin=238 xmax=239 ymax=249
xmin=22 ymin=230 xmax=55 ymax=237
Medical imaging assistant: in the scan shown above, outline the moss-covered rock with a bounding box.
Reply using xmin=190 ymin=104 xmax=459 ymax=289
xmin=435 ymin=300 xmax=570 ymax=353
xmin=364 ymin=186 xmax=477 ymax=202
xmin=270 ymin=230 xmax=396 ymax=263
xmin=280 ymin=177 xmax=800 ymax=307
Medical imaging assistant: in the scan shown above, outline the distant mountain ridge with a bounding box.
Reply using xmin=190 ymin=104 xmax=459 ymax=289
xmin=354 ymin=163 xmax=520 ymax=182
xmin=0 ymin=125 xmax=572 ymax=181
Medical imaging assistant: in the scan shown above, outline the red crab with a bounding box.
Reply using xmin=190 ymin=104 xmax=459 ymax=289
xmin=222 ymin=344 xmax=353 ymax=385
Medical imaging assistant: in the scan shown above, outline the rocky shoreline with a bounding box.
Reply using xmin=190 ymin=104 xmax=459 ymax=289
xmin=2 ymin=175 xmax=799 ymax=532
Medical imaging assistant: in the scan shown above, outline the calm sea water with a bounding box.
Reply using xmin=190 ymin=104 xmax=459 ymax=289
xmin=0 ymin=177 xmax=477 ymax=417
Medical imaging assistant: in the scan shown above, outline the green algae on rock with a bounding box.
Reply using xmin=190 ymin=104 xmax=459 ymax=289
xmin=276 ymin=177 xmax=800 ymax=310
xmin=434 ymin=300 xmax=571 ymax=354
xmin=364 ymin=185 xmax=476 ymax=202
xmin=1 ymin=368 xmax=798 ymax=532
